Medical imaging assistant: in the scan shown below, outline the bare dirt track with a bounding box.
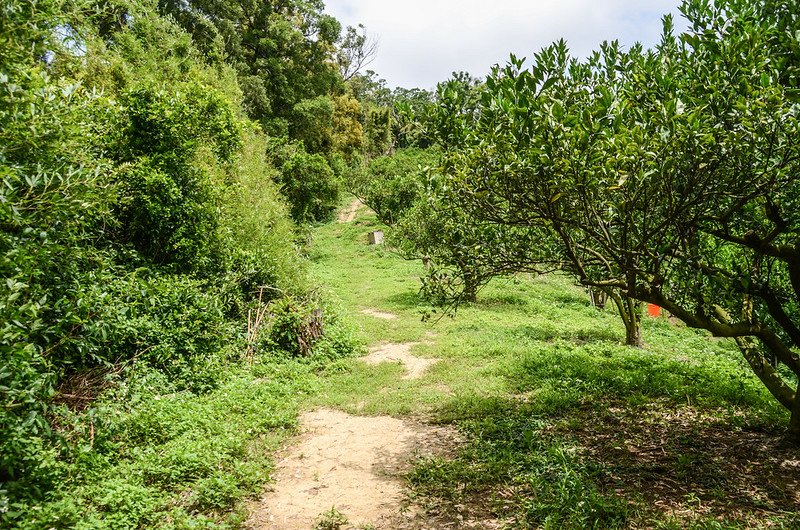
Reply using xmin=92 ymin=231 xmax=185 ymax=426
xmin=337 ymin=198 xmax=363 ymax=223
xmin=362 ymin=342 xmax=438 ymax=381
xmin=246 ymin=409 xmax=457 ymax=529
xmin=359 ymin=308 xmax=398 ymax=320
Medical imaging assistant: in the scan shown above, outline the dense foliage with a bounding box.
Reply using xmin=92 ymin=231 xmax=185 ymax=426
xmin=429 ymin=0 xmax=800 ymax=437
xmin=0 ymin=0 xmax=364 ymax=525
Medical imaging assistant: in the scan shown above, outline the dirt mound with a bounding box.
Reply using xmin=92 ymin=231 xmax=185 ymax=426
xmin=363 ymin=343 xmax=438 ymax=380
xmin=246 ymin=409 xmax=457 ymax=529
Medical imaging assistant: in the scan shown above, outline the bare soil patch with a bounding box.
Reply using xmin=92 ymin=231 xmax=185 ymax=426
xmin=337 ymin=198 xmax=363 ymax=223
xmin=363 ymin=343 xmax=438 ymax=380
xmin=360 ymin=308 xmax=398 ymax=320
xmin=246 ymin=409 xmax=459 ymax=529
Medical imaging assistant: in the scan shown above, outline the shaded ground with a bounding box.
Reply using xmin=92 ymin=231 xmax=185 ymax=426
xmin=560 ymin=401 xmax=800 ymax=526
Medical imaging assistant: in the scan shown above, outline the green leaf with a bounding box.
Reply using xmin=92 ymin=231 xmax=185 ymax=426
xmin=540 ymin=77 xmax=558 ymax=93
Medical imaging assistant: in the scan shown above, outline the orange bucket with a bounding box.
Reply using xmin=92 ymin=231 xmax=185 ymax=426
xmin=647 ymin=304 xmax=661 ymax=318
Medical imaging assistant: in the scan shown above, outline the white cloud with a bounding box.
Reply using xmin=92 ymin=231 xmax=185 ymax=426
xmin=325 ymin=0 xmax=686 ymax=89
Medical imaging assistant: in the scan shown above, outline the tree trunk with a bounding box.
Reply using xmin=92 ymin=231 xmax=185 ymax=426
xmin=589 ymin=287 xmax=608 ymax=309
xmin=609 ymin=289 xmax=643 ymax=347
xmin=462 ymin=273 xmax=478 ymax=303
xmin=625 ymin=311 xmax=643 ymax=347
xmin=788 ymin=394 xmax=800 ymax=444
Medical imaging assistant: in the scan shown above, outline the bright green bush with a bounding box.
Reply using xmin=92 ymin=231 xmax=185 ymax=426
xmin=0 ymin=2 xmax=362 ymax=527
xmin=215 ymin=126 xmax=307 ymax=301
xmin=0 ymin=2 xmax=337 ymax=524
xmin=350 ymin=147 xmax=437 ymax=225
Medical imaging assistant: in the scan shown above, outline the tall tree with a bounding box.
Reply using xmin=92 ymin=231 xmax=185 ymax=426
xmin=337 ymin=23 xmax=378 ymax=81
xmin=158 ymin=0 xmax=343 ymax=130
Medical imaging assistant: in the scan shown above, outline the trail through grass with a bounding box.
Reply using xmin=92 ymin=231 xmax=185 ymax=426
xmin=303 ymin=199 xmax=798 ymax=529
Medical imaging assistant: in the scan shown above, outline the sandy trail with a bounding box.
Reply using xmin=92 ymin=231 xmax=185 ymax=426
xmin=246 ymin=409 xmax=456 ymax=529
xmin=360 ymin=308 xmax=398 ymax=320
xmin=362 ymin=342 xmax=438 ymax=380
xmin=337 ymin=198 xmax=363 ymax=223
xmin=247 ymin=201 xmax=469 ymax=529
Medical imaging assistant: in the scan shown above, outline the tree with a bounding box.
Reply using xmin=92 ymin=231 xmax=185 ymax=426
xmin=392 ymin=86 xmax=435 ymax=149
xmin=391 ymin=182 xmax=544 ymax=304
xmin=438 ymin=0 xmax=800 ymax=437
xmin=158 ymin=0 xmax=343 ymax=129
xmin=271 ymin=141 xmax=339 ymax=223
xmin=337 ymin=23 xmax=378 ymax=81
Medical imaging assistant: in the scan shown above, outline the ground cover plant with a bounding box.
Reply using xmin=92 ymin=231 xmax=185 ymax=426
xmin=308 ymin=202 xmax=798 ymax=528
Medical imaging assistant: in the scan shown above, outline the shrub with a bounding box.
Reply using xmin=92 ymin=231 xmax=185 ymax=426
xmin=252 ymin=293 xmax=358 ymax=361
xmin=110 ymin=84 xmax=240 ymax=274
xmin=272 ymin=141 xmax=340 ymax=223
xmin=349 ymin=147 xmax=438 ymax=225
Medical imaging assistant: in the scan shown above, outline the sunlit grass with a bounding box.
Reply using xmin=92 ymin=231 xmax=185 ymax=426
xmin=305 ymin=197 xmax=794 ymax=529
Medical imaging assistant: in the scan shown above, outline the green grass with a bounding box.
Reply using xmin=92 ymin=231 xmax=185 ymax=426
xmin=306 ymin=199 xmax=796 ymax=529
xmin=13 ymin=360 xmax=319 ymax=530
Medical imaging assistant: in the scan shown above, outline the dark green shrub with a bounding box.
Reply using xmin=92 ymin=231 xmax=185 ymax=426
xmin=111 ymin=84 xmax=240 ymax=274
xmin=290 ymin=95 xmax=335 ymax=154
xmin=272 ymin=142 xmax=340 ymax=223
xmin=101 ymin=273 xmax=238 ymax=393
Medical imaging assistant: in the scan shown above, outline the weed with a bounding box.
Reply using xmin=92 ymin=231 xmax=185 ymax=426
xmin=313 ymin=507 xmax=349 ymax=530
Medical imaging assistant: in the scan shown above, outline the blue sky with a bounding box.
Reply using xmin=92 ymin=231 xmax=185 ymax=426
xmin=324 ymin=1 xmax=687 ymax=90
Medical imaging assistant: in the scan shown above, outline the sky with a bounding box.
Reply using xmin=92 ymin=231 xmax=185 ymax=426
xmin=323 ymin=0 xmax=687 ymax=90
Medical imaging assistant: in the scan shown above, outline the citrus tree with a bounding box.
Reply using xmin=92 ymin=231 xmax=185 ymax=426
xmin=440 ymin=0 xmax=800 ymax=437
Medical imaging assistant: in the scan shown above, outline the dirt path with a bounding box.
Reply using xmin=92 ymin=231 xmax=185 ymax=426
xmin=337 ymin=198 xmax=363 ymax=223
xmin=359 ymin=308 xmax=398 ymax=320
xmin=363 ymin=342 xmax=438 ymax=380
xmin=247 ymin=202 xmax=462 ymax=529
xmin=246 ymin=409 xmax=456 ymax=529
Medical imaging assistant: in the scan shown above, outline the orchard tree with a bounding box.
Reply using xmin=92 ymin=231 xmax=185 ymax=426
xmin=391 ymin=179 xmax=548 ymax=304
xmin=383 ymin=72 xmax=547 ymax=305
xmin=440 ymin=0 xmax=800 ymax=437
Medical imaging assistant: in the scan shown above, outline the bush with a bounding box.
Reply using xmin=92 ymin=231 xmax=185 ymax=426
xmin=271 ymin=141 xmax=340 ymax=223
xmin=110 ymin=84 xmax=240 ymax=274
xmin=350 ymin=147 xmax=438 ymax=225
xmin=253 ymin=293 xmax=358 ymax=361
